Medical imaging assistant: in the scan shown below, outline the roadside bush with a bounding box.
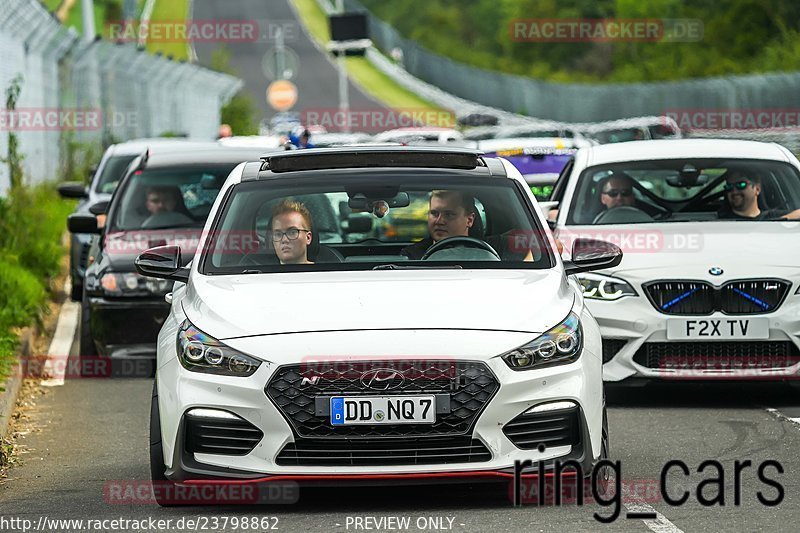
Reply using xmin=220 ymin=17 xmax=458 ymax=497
xmin=0 ymin=185 xmax=75 ymax=385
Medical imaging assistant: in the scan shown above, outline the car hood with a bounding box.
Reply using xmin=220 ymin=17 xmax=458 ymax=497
xmin=558 ymin=221 xmax=800 ymax=281
xmin=183 ymin=269 xmax=573 ymax=340
xmin=103 ymin=229 xmax=203 ymax=269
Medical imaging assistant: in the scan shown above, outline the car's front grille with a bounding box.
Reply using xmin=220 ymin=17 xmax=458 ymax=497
xmin=602 ymin=339 xmax=627 ymax=363
xmin=503 ymin=404 xmax=581 ymax=451
xmin=265 ymin=360 xmax=499 ymax=438
xmin=275 ymin=436 xmax=491 ymax=466
xmin=184 ymin=411 xmax=263 ymax=456
xmin=644 ymin=279 xmax=790 ymax=315
xmin=632 ymin=341 xmax=800 ymax=370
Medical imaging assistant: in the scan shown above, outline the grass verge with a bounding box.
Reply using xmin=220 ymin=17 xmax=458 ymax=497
xmin=0 ymin=186 xmax=75 ymax=388
xmin=292 ymin=0 xmax=449 ymax=118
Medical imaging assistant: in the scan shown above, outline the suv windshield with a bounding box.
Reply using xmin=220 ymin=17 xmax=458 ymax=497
xmin=201 ymin=172 xmax=553 ymax=274
xmin=95 ymin=155 xmax=138 ymax=194
xmin=110 ymin=165 xmax=233 ymax=231
xmin=566 ymin=158 xmax=800 ymax=225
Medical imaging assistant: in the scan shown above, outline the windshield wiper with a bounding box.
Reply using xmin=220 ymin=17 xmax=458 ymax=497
xmin=241 ymin=269 xmax=263 ymax=274
xmin=373 ymin=264 xmax=463 ymax=270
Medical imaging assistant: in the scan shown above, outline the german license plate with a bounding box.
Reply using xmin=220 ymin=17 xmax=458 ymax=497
xmin=666 ymin=318 xmax=769 ymax=340
xmin=330 ymin=396 xmax=436 ymax=425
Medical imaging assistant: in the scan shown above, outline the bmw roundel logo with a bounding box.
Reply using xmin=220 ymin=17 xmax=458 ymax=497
xmin=709 ymin=267 xmax=724 ymax=276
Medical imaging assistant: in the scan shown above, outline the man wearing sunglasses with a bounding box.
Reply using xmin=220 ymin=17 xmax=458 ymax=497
xmin=718 ymin=172 xmax=800 ymax=220
xmin=599 ymin=175 xmax=637 ymax=210
xmin=270 ymin=199 xmax=315 ymax=264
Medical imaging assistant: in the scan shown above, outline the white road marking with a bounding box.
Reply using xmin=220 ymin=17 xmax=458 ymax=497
xmin=40 ymin=279 xmax=80 ymax=387
xmin=765 ymin=407 xmax=800 ymax=428
xmin=622 ymin=483 xmax=684 ymax=533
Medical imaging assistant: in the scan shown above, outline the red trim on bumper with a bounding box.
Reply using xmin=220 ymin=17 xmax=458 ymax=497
xmin=182 ymin=470 xmax=578 ymax=485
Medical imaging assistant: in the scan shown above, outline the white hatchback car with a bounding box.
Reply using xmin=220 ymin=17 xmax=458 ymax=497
xmin=546 ymin=139 xmax=800 ymax=383
xmin=136 ymin=147 xmax=620 ymax=503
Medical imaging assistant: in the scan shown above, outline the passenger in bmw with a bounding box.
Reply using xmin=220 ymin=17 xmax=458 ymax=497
xmin=717 ymin=172 xmax=800 ymax=220
xmin=270 ymin=199 xmax=315 ymax=264
xmin=400 ymin=190 xmax=477 ymax=260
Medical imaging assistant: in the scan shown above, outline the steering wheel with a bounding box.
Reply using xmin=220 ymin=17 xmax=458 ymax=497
xmin=420 ymin=236 xmax=501 ymax=260
xmin=593 ymin=206 xmax=654 ymax=225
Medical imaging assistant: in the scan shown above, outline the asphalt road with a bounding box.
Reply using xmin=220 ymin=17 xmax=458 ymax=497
xmin=2 ymin=321 xmax=800 ymax=533
xmin=192 ymin=0 xmax=388 ymax=124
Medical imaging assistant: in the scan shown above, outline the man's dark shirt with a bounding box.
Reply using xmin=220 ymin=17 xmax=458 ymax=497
xmin=717 ymin=206 xmax=788 ymax=220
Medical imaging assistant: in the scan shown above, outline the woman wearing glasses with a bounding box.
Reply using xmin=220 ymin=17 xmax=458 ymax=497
xmin=270 ymin=199 xmax=315 ymax=264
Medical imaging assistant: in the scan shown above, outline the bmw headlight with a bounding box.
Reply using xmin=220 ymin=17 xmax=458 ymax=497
xmin=576 ymin=273 xmax=636 ymax=301
xmin=503 ymin=312 xmax=582 ymax=370
xmin=177 ymin=320 xmax=262 ymax=377
xmin=100 ymin=272 xmax=172 ymax=296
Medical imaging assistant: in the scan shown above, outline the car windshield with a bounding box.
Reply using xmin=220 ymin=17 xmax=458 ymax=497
xmin=200 ymin=172 xmax=553 ymax=274
xmin=566 ymin=158 xmax=800 ymax=225
xmin=110 ymin=165 xmax=234 ymax=231
xmin=94 ymin=154 xmax=137 ymax=194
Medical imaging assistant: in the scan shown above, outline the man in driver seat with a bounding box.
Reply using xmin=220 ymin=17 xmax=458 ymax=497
xmin=717 ymin=171 xmax=800 ymax=220
xmin=400 ymin=190 xmax=476 ymax=260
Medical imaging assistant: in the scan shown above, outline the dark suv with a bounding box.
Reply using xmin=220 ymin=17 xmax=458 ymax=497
xmin=67 ymin=145 xmax=272 ymax=373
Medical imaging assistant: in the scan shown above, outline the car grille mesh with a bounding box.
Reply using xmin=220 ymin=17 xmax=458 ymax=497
xmin=633 ymin=341 xmax=800 ymax=370
xmin=276 ymin=436 xmax=491 ymax=466
xmin=265 ymin=360 xmax=499 ymax=438
xmin=503 ymin=405 xmax=581 ymax=450
xmin=644 ymin=279 xmax=790 ymax=315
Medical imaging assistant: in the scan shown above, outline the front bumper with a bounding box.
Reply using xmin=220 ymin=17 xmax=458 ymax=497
xmin=89 ymin=297 xmax=169 ymax=358
xmin=155 ymin=329 xmax=604 ymax=480
xmin=594 ymin=292 xmax=800 ymax=381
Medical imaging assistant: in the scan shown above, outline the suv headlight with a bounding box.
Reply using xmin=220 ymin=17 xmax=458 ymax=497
xmin=100 ymin=272 xmax=172 ymax=296
xmin=576 ymin=273 xmax=636 ymax=301
xmin=502 ymin=312 xmax=582 ymax=370
xmin=177 ymin=320 xmax=262 ymax=377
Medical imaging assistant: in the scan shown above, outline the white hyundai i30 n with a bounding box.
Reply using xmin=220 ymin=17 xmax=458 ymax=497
xmin=137 ymin=147 xmax=621 ymax=505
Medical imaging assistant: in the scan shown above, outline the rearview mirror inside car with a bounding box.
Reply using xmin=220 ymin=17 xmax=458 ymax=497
xmin=67 ymin=214 xmax=99 ymax=234
xmin=135 ymin=245 xmax=189 ymax=283
xmin=563 ymin=238 xmax=623 ymax=276
xmin=348 ymin=191 xmax=410 ymax=210
xmin=58 ymin=182 xmax=88 ymax=199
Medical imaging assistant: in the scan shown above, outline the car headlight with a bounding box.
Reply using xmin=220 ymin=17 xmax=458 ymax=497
xmin=576 ymin=273 xmax=636 ymax=301
xmin=100 ymin=272 xmax=172 ymax=296
xmin=177 ymin=320 xmax=262 ymax=377
xmin=502 ymin=312 xmax=582 ymax=370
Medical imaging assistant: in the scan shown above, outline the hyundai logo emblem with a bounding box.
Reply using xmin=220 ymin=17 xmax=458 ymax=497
xmin=360 ymin=369 xmax=405 ymax=391
xmin=709 ymin=267 xmax=724 ymax=276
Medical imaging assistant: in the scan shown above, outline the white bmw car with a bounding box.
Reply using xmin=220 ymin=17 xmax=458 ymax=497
xmin=136 ymin=147 xmax=621 ymax=503
xmin=547 ymin=139 xmax=800 ymax=382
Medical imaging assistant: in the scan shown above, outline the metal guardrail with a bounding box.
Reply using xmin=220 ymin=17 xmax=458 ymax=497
xmin=0 ymin=0 xmax=243 ymax=193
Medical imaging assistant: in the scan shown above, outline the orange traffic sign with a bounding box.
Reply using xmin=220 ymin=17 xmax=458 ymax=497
xmin=266 ymin=80 xmax=298 ymax=111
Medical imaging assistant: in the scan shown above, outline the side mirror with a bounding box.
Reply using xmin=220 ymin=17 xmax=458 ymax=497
xmin=563 ymin=238 xmax=622 ymax=276
xmin=89 ymin=200 xmax=110 ymax=215
xmin=58 ymin=182 xmax=88 ymax=199
xmin=67 ymin=213 xmax=100 ymax=234
xmin=134 ymin=245 xmax=190 ymax=283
